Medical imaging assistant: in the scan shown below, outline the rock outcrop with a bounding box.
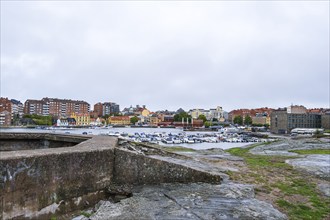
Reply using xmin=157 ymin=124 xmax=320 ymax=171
xmin=88 ymin=183 xmax=287 ymax=220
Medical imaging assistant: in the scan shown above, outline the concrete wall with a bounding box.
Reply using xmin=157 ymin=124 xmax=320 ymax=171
xmin=0 ymin=135 xmax=115 ymax=220
xmin=0 ymin=139 xmax=79 ymax=151
xmin=114 ymin=148 xmax=221 ymax=185
xmin=0 ymin=133 xmax=88 ymax=151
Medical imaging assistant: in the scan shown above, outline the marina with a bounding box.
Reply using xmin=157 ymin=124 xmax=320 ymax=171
xmin=0 ymin=127 xmax=272 ymax=150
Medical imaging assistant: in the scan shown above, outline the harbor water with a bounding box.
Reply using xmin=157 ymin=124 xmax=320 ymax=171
xmin=0 ymin=127 xmax=252 ymax=150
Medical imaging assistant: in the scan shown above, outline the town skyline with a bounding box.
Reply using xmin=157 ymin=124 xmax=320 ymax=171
xmin=1 ymin=96 xmax=329 ymax=132
xmin=1 ymin=95 xmax=329 ymax=113
xmin=1 ymin=1 xmax=329 ymax=111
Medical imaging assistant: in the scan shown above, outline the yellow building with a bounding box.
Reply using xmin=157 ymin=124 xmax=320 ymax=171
xmin=149 ymin=115 xmax=160 ymax=126
xmin=108 ymin=116 xmax=130 ymax=125
xmin=71 ymin=113 xmax=90 ymax=126
xmin=252 ymin=116 xmax=271 ymax=126
xmin=190 ymin=109 xmax=202 ymax=119
xmin=141 ymin=109 xmax=150 ymax=117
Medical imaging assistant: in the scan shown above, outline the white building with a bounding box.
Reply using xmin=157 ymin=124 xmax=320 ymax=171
xmin=189 ymin=106 xmax=225 ymax=121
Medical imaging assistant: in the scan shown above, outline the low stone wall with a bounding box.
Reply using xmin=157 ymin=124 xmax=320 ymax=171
xmin=0 ymin=133 xmax=88 ymax=151
xmin=0 ymin=135 xmax=116 ymax=220
xmin=114 ymin=148 xmax=221 ymax=185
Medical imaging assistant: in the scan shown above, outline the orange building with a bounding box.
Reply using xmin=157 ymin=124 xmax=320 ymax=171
xmin=108 ymin=116 xmax=130 ymax=125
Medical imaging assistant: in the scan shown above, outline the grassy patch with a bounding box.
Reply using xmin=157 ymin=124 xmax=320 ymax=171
xmin=226 ymin=144 xmax=293 ymax=169
xmin=80 ymin=211 xmax=92 ymax=218
xmin=225 ymin=144 xmax=258 ymax=157
xmin=277 ymin=199 xmax=295 ymax=209
xmin=162 ymin=146 xmax=196 ymax=152
xmin=289 ymin=149 xmax=330 ymax=155
xmin=273 ymin=178 xmax=315 ymax=196
xmin=225 ymin=144 xmax=330 ymax=220
xmin=276 ymin=198 xmax=329 ymax=220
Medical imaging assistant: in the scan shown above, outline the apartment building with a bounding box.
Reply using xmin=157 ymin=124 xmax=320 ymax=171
xmin=10 ymin=99 xmax=24 ymax=118
xmin=0 ymin=98 xmax=12 ymax=125
xmin=93 ymin=103 xmax=103 ymax=117
xmin=0 ymin=97 xmax=12 ymax=113
xmin=92 ymin=102 xmax=120 ymax=117
xmin=24 ymin=98 xmax=90 ymax=117
xmin=0 ymin=111 xmax=11 ymax=126
xmin=103 ymin=102 xmax=120 ymax=115
xmin=24 ymin=100 xmax=44 ymax=115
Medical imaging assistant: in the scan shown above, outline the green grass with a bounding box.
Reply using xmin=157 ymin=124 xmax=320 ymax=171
xmin=226 ymin=144 xmax=293 ymax=169
xmin=225 ymin=144 xmax=330 ymax=220
xmin=80 ymin=211 xmax=92 ymax=217
xmin=277 ymin=199 xmax=294 ymax=208
xmin=277 ymin=198 xmax=329 ymax=220
xmin=162 ymin=146 xmax=196 ymax=152
xmin=273 ymin=178 xmax=316 ymax=196
xmin=225 ymin=144 xmax=257 ymax=157
xmin=289 ymin=149 xmax=330 ymax=155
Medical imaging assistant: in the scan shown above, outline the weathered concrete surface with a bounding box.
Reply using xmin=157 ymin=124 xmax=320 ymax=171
xmin=114 ymin=149 xmax=222 ymax=185
xmin=0 ymin=135 xmax=116 ymax=220
xmin=89 ymin=183 xmax=287 ymax=220
xmin=0 ymin=132 xmax=89 ymax=151
xmin=286 ymin=155 xmax=330 ymax=179
xmin=114 ymin=141 xmax=224 ymax=185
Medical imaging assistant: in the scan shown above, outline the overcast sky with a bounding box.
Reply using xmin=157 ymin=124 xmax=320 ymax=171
xmin=1 ymin=1 xmax=329 ymax=112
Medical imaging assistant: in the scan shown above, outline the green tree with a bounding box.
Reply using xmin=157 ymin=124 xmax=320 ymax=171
xmin=113 ymin=113 xmax=122 ymax=116
xmin=198 ymin=114 xmax=207 ymax=123
xmin=233 ymin=115 xmax=243 ymax=125
xmin=204 ymin=121 xmax=212 ymax=128
xmin=102 ymin=114 xmax=110 ymax=120
xmin=23 ymin=114 xmax=53 ymax=125
xmin=130 ymin=116 xmax=139 ymax=124
xmin=244 ymin=115 xmax=252 ymax=125
xmin=174 ymin=112 xmax=191 ymax=122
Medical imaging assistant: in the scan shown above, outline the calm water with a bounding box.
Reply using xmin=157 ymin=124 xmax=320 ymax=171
xmin=0 ymin=127 xmax=250 ymax=150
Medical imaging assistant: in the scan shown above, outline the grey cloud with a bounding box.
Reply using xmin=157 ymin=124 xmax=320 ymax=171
xmin=1 ymin=1 xmax=329 ymax=111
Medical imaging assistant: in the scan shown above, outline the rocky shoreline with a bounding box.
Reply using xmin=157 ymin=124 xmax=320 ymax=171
xmin=72 ymin=136 xmax=330 ymax=220
xmin=85 ymin=183 xmax=287 ymax=220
